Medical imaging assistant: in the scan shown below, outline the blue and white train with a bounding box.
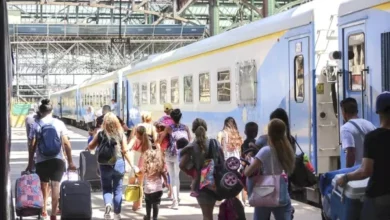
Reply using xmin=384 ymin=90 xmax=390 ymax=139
xmin=51 ymin=0 xmax=390 ymax=201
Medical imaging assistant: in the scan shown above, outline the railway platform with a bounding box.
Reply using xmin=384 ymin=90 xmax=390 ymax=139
xmin=10 ymin=126 xmax=322 ymax=220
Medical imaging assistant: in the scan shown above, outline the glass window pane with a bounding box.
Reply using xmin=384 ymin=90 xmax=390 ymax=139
xmin=150 ymin=81 xmax=157 ymax=104
xmin=133 ymin=83 xmax=139 ymax=106
xmin=171 ymin=78 xmax=179 ymax=104
xmin=294 ymin=55 xmax=304 ymax=103
xmin=184 ymin=76 xmax=193 ymax=103
xmin=199 ymin=73 xmax=210 ymax=103
xmin=142 ymin=83 xmax=148 ymax=104
xmin=217 ymin=70 xmax=231 ymax=102
xmin=348 ymin=33 xmax=366 ymax=91
xmin=160 ymin=80 xmax=167 ymax=104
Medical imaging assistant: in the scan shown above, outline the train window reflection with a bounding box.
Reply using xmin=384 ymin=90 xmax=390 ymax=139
xmin=133 ymin=83 xmax=139 ymax=106
xmin=171 ymin=78 xmax=179 ymax=104
xmin=142 ymin=83 xmax=148 ymax=104
xmin=348 ymin=33 xmax=366 ymax=91
xmin=294 ymin=55 xmax=304 ymax=103
xmin=184 ymin=75 xmax=193 ymax=103
xmin=160 ymin=80 xmax=167 ymax=104
xmin=199 ymin=73 xmax=210 ymax=103
xmin=238 ymin=60 xmax=257 ymax=105
xmin=217 ymin=70 xmax=231 ymax=102
xmin=150 ymin=81 xmax=157 ymax=104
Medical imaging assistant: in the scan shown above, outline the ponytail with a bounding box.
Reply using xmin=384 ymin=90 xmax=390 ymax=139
xmin=137 ymin=125 xmax=150 ymax=153
xmin=192 ymin=118 xmax=208 ymax=152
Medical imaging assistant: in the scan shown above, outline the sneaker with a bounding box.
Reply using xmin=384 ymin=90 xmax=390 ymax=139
xmin=170 ymin=200 xmax=179 ymax=210
xmin=114 ymin=213 xmax=121 ymax=220
xmin=104 ymin=204 xmax=112 ymax=219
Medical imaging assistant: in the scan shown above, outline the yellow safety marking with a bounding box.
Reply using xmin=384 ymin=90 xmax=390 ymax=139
xmin=374 ymin=2 xmax=390 ymax=11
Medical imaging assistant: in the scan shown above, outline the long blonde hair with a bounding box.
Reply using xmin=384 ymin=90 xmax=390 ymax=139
xmin=143 ymin=148 xmax=165 ymax=176
xmin=136 ymin=125 xmax=151 ymax=153
xmin=103 ymin=112 xmax=123 ymax=141
xmin=192 ymin=118 xmax=208 ymax=153
xmin=141 ymin=111 xmax=152 ymax=123
xmin=267 ymin=119 xmax=295 ymax=175
xmin=222 ymin=117 xmax=243 ymax=149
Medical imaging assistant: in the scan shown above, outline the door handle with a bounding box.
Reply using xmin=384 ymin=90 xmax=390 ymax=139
xmin=319 ymin=122 xmax=336 ymax=127
xmin=319 ymin=147 xmax=337 ymax=151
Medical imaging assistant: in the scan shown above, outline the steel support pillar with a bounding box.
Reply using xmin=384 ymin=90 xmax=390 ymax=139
xmin=209 ymin=0 xmax=220 ymax=36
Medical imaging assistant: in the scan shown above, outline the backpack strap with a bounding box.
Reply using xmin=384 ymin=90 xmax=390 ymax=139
xmin=348 ymin=120 xmax=366 ymax=143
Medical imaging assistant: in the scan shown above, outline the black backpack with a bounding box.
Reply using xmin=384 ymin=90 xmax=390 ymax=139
xmin=208 ymin=139 xmax=244 ymax=201
xmin=97 ymin=131 xmax=117 ymax=164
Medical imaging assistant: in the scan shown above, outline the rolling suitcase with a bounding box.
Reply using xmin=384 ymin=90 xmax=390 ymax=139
xmin=15 ymin=171 xmax=43 ymax=220
xmin=79 ymin=150 xmax=101 ymax=191
xmin=60 ymin=180 xmax=92 ymax=219
xmin=330 ymin=174 xmax=369 ymax=220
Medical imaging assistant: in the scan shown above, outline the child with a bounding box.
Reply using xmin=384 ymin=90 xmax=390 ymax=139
xmin=240 ymin=122 xmax=258 ymax=206
xmin=87 ymin=125 xmax=96 ymax=144
xmin=142 ymin=148 xmax=167 ymax=220
xmin=155 ymin=123 xmax=172 ymax=198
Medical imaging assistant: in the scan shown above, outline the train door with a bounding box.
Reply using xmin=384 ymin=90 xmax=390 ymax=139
xmin=122 ymin=78 xmax=128 ymax=125
xmin=112 ymin=81 xmax=119 ymax=116
xmin=340 ymin=25 xmax=369 ymax=119
xmin=288 ymin=37 xmax=312 ymax=162
xmin=338 ymin=24 xmax=369 ymax=168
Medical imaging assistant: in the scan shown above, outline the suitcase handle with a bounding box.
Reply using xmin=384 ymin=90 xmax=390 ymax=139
xmin=332 ymin=187 xmax=346 ymax=203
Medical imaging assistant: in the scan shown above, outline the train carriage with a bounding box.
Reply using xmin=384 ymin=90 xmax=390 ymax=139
xmin=51 ymin=0 xmax=390 ymax=203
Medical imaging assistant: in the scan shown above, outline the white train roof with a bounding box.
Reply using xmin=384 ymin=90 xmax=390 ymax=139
xmin=339 ymin=0 xmax=390 ymax=17
xmin=125 ymin=0 xmax=339 ymax=76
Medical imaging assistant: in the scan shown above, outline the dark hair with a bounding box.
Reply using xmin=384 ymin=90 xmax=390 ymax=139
xmin=170 ymin=109 xmax=182 ymax=124
xmin=102 ymin=105 xmax=111 ymax=112
xmin=192 ymin=118 xmax=207 ymax=152
xmin=245 ymin=122 xmax=258 ymax=139
xmin=340 ymin=97 xmax=358 ymax=115
xmin=270 ymin=108 xmax=293 ymax=145
xmin=89 ymin=125 xmax=96 ymax=131
xmin=176 ymin=138 xmax=189 ymax=150
xmin=111 ymin=99 xmax=115 ymax=102
xmin=38 ymin=99 xmax=53 ymax=118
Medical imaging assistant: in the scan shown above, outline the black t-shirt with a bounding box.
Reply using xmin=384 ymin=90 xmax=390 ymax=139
xmin=364 ymin=128 xmax=390 ymax=198
xmin=96 ymin=114 xmax=125 ymax=128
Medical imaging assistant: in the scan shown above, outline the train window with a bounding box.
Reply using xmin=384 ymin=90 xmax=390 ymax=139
xmin=217 ymin=70 xmax=231 ymax=102
xmin=294 ymin=55 xmax=304 ymax=103
xmin=133 ymin=83 xmax=139 ymax=106
xmin=348 ymin=33 xmax=366 ymax=91
xmin=171 ymin=78 xmax=179 ymax=104
xmin=150 ymin=81 xmax=157 ymax=104
xmin=160 ymin=80 xmax=167 ymax=104
xmin=184 ymin=75 xmax=193 ymax=103
xmin=199 ymin=73 xmax=210 ymax=103
xmin=237 ymin=60 xmax=257 ymax=105
xmin=100 ymin=94 xmax=103 ymax=107
xmin=142 ymin=83 xmax=148 ymax=104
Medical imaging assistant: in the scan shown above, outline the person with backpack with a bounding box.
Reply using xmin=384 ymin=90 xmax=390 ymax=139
xmin=339 ymin=98 xmax=376 ymax=167
xmin=156 ymin=108 xmax=191 ymax=209
xmin=87 ymin=112 xmax=133 ymax=220
xmin=244 ymin=119 xmax=295 ymax=220
xmin=26 ymin=99 xmax=77 ymax=220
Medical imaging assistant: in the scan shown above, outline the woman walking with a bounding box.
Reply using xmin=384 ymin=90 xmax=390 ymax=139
xmin=87 ymin=112 xmax=133 ymax=220
xmin=244 ymin=119 xmax=295 ymax=220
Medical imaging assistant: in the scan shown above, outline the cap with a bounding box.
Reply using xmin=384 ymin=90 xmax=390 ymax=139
xmin=376 ymin=91 xmax=390 ymax=113
xmin=163 ymin=103 xmax=173 ymax=111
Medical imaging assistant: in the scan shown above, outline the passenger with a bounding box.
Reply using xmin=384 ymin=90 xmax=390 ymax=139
xmin=85 ymin=106 xmax=95 ymax=129
xmin=155 ymin=122 xmax=172 ymax=198
xmin=87 ymin=125 xmax=96 ymax=144
xmin=130 ymin=111 xmax=157 ymax=144
xmin=26 ymin=99 xmax=77 ymax=220
xmin=244 ymin=119 xmax=295 ymax=220
xmin=95 ymin=105 xmax=129 ymax=132
xmin=25 ymin=107 xmax=37 ymax=142
xmin=156 ymin=108 xmax=191 ymax=209
xmin=179 ymin=118 xmax=221 ymax=220
xmin=256 ymin=108 xmax=295 ymax=152
xmin=111 ymin=99 xmax=118 ymax=116
xmin=339 ymin=98 xmax=375 ymax=167
xmin=217 ymin=117 xmax=243 ymax=160
xmin=128 ymin=125 xmax=153 ymax=211
xmin=87 ymin=112 xmax=133 ymax=220
xmin=336 ymin=92 xmax=390 ymax=220
xmin=176 ymin=138 xmax=198 ymax=196
xmin=142 ymin=148 xmax=168 ymax=220
xmin=240 ymin=122 xmax=259 ymax=206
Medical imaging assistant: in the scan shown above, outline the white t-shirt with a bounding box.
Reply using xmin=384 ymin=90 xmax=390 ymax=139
xmin=29 ymin=115 xmax=69 ymax=163
xmin=340 ymin=118 xmax=376 ymax=166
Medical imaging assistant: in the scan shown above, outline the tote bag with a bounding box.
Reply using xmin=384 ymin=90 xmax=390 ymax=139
xmin=248 ymin=150 xmax=289 ymax=207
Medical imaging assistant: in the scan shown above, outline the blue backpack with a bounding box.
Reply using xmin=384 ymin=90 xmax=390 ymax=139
xmin=37 ymin=120 xmax=62 ymax=157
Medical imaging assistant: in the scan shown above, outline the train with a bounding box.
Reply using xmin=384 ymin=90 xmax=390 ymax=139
xmin=51 ymin=0 xmax=390 ymax=204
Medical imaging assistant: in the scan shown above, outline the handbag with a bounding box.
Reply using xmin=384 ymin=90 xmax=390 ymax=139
xmin=124 ymin=167 xmax=142 ymax=202
xmin=248 ymin=149 xmax=289 ymax=207
xmin=289 ymin=138 xmax=317 ymax=187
